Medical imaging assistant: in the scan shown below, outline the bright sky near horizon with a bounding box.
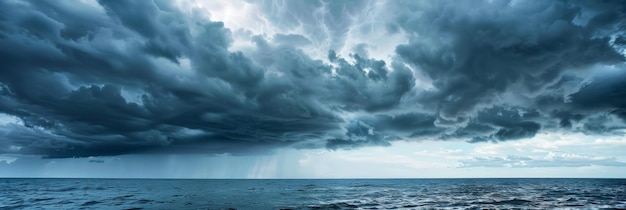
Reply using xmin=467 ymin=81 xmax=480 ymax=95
xmin=1 ymin=0 xmax=626 ymax=178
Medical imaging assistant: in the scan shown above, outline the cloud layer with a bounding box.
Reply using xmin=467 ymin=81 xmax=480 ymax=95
xmin=0 ymin=0 xmax=625 ymax=157
xmin=460 ymin=153 xmax=626 ymax=168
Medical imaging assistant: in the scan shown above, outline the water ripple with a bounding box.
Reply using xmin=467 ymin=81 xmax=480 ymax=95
xmin=1 ymin=178 xmax=625 ymax=209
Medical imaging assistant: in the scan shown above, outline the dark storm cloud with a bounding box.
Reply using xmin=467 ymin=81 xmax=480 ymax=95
xmin=0 ymin=0 xmax=275 ymax=157
xmin=0 ymin=0 xmax=412 ymax=157
xmin=0 ymin=0 xmax=625 ymax=158
xmin=395 ymin=0 xmax=625 ymax=124
xmin=389 ymin=0 xmax=626 ymax=142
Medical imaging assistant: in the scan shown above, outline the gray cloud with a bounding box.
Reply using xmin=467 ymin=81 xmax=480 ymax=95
xmin=396 ymin=0 xmax=624 ymax=122
xmin=253 ymin=0 xmax=370 ymax=52
xmin=0 ymin=0 xmax=625 ymax=158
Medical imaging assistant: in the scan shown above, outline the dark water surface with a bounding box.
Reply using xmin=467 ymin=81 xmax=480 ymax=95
xmin=1 ymin=178 xmax=625 ymax=209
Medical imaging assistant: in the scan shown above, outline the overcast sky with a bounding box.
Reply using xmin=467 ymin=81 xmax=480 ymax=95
xmin=1 ymin=0 xmax=626 ymax=178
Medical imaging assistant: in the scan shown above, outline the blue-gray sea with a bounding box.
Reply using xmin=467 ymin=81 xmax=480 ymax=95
xmin=1 ymin=178 xmax=625 ymax=209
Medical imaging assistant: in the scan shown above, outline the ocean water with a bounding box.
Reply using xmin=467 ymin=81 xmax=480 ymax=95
xmin=1 ymin=178 xmax=625 ymax=209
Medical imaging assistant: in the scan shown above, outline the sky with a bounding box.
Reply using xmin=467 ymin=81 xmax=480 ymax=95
xmin=0 ymin=0 xmax=626 ymax=178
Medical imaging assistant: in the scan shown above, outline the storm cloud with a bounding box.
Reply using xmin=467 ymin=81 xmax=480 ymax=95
xmin=0 ymin=0 xmax=625 ymax=158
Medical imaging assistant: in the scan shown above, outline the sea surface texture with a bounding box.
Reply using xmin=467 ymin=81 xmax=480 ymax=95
xmin=1 ymin=178 xmax=625 ymax=209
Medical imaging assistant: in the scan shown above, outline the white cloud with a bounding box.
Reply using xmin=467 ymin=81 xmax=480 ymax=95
xmin=464 ymin=132 xmax=626 ymax=168
xmin=0 ymin=155 xmax=17 ymax=164
xmin=460 ymin=152 xmax=626 ymax=168
xmin=471 ymin=132 xmax=626 ymax=156
xmin=0 ymin=113 xmax=22 ymax=126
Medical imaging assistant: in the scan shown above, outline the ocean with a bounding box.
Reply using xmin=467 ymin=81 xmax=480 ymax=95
xmin=1 ymin=178 xmax=625 ymax=209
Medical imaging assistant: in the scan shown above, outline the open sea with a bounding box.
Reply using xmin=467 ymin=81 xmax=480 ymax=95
xmin=1 ymin=178 xmax=625 ymax=209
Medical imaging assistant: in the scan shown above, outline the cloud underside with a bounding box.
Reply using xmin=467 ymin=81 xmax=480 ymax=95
xmin=0 ymin=0 xmax=625 ymax=158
